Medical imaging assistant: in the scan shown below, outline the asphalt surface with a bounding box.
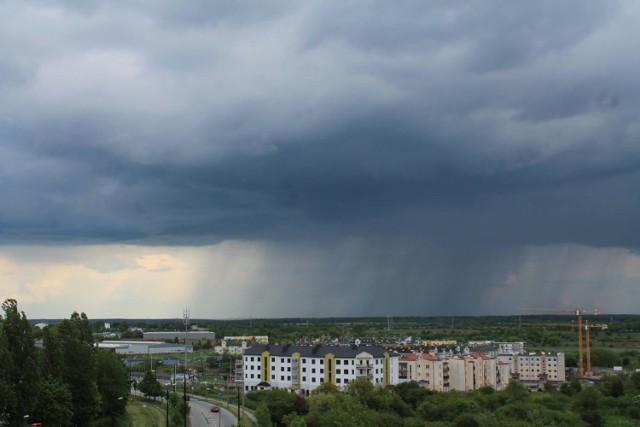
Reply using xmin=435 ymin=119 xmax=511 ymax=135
xmin=188 ymin=398 xmax=237 ymax=427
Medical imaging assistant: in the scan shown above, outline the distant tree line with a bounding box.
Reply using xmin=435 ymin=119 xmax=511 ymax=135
xmin=0 ymin=299 xmax=130 ymax=426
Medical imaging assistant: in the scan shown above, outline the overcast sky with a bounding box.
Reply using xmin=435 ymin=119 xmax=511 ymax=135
xmin=1 ymin=1 xmax=640 ymax=319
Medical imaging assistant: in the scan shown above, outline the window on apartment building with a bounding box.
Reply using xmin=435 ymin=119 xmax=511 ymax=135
xmin=272 ymin=375 xmax=275 ymax=380
xmin=337 ymin=379 xmax=341 ymax=383
xmin=271 ymin=357 xmax=275 ymax=362
xmin=288 ymin=358 xmax=291 ymax=363
xmin=281 ymin=376 xmax=284 ymax=381
xmin=312 ymin=378 xmax=316 ymax=383
xmin=303 ymin=376 xmax=307 ymax=381
xmin=337 ymin=360 xmax=341 ymax=365
xmin=302 ymin=358 xmax=306 ymax=363
xmin=281 ymin=358 xmax=285 ymax=363
xmin=336 ymin=369 xmax=341 ymax=374
xmin=287 ymin=367 xmax=291 ymax=372
xmin=320 ymin=378 xmax=324 ymax=383
xmin=344 ymin=379 xmax=349 ymax=384
xmin=312 ymin=360 xmax=316 ymax=364
xmin=312 ymin=369 xmax=316 ymax=374
xmin=302 ymin=367 xmax=306 ymax=372
xmin=251 ymin=374 xmax=254 ymax=379
xmin=320 ymin=360 xmax=324 ymax=365
xmin=320 ymin=369 xmax=324 ymax=374
xmin=281 ymin=367 xmax=284 ymax=371
xmin=288 ymin=376 xmax=291 ymax=380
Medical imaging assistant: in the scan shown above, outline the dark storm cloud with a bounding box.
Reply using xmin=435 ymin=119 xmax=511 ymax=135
xmin=1 ymin=0 xmax=639 ymax=250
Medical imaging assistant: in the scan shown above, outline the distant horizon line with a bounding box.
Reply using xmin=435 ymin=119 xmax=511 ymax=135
xmin=28 ymin=313 xmax=638 ymax=323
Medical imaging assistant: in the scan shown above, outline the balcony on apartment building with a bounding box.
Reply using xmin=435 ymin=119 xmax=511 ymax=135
xmin=356 ymin=367 xmax=374 ymax=379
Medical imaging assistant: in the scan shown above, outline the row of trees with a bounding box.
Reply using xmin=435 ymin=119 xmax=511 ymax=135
xmin=137 ymin=371 xmax=189 ymax=425
xmin=0 ymin=299 xmax=130 ymax=426
xmin=246 ymin=375 xmax=640 ymax=427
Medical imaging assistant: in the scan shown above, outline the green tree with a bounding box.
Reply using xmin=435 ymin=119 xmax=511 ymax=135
xmin=310 ymin=382 xmax=339 ymax=395
xmin=1 ymin=299 xmax=39 ymax=425
xmin=345 ymin=377 xmax=375 ymax=397
xmin=41 ymin=326 xmax=65 ymax=381
xmin=58 ymin=312 xmax=101 ymax=425
xmin=34 ymin=379 xmax=74 ymax=426
xmin=393 ymin=381 xmax=431 ymax=409
xmin=504 ymin=380 xmax=529 ymax=403
xmin=573 ymin=386 xmax=604 ymax=427
xmin=255 ymin=403 xmax=273 ymax=427
xmin=286 ymin=415 xmax=307 ymax=427
xmin=168 ymin=392 xmax=189 ymax=426
xmin=305 ymin=392 xmax=375 ymax=427
xmin=96 ymin=350 xmax=130 ymax=418
xmin=418 ymin=392 xmax=482 ymax=423
xmin=0 ymin=329 xmax=16 ymax=426
xmin=138 ymin=371 xmax=163 ymax=400
xmin=590 ymin=349 xmax=622 ymax=368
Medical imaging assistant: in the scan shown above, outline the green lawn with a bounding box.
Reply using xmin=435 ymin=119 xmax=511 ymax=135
xmin=125 ymin=398 xmax=167 ymax=427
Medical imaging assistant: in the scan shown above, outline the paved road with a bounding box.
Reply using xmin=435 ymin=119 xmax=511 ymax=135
xmin=189 ymin=398 xmax=237 ymax=427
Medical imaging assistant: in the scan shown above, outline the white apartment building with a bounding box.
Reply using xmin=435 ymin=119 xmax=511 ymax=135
xmin=497 ymin=352 xmax=565 ymax=383
xmin=243 ymin=344 xmax=399 ymax=395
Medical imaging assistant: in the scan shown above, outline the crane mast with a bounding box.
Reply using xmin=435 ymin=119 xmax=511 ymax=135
xmin=518 ymin=305 xmax=598 ymax=377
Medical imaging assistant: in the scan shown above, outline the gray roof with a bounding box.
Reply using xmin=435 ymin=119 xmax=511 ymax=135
xmin=244 ymin=344 xmax=397 ymax=358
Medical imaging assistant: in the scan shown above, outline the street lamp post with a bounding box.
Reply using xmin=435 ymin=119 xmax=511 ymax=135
xmin=165 ymin=388 xmax=170 ymax=427
xmin=228 ymin=356 xmax=232 ymax=402
xmin=183 ymin=308 xmax=190 ymax=427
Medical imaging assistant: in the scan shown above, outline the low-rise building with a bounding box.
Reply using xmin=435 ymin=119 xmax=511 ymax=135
xmin=224 ymin=335 xmax=269 ymax=344
xmin=142 ymin=331 xmax=216 ymax=341
xmin=496 ymin=342 xmax=526 ymax=354
xmin=97 ymin=340 xmax=193 ymax=355
xmin=215 ymin=339 xmax=248 ymax=355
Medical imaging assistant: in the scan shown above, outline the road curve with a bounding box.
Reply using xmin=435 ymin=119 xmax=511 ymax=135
xmin=189 ymin=398 xmax=237 ymax=427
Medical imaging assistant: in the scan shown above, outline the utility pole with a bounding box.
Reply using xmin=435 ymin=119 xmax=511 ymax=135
xmin=183 ymin=308 xmax=190 ymax=427
xmin=586 ymin=320 xmax=592 ymax=375
xmin=166 ymin=388 xmax=169 ymax=427
xmin=237 ymin=385 xmax=241 ymax=424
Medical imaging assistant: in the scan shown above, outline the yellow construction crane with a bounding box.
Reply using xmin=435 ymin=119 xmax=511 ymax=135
xmin=518 ymin=306 xmax=599 ymax=376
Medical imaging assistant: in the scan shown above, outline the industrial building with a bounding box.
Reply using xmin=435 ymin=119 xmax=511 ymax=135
xmin=97 ymin=340 xmax=193 ymax=355
xmin=142 ymin=331 xmax=215 ymax=341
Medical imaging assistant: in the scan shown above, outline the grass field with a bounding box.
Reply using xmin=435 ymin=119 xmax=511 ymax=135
xmin=125 ymin=398 xmax=167 ymax=427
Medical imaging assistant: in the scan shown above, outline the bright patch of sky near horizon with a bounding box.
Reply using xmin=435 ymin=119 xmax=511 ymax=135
xmin=1 ymin=242 xmax=639 ymax=318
